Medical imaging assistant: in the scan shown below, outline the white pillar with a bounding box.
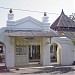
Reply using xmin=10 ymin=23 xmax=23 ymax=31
xmin=42 ymin=12 xmax=50 ymax=31
xmin=8 ymin=9 xmax=14 ymax=21
xmin=42 ymin=37 xmax=51 ymax=65
xmin=5 ymin=36 xmax=15 ymax=68
xmin=7 ymin=9 xmax=15 ymax=26
xmin=8 ymin=13 xmax=14 ymax=20
xmin=42 ymin=12 xmax=49 ymax=23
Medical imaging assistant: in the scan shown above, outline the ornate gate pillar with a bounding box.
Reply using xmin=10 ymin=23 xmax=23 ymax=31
xmin=5 ymin=36 xmax=15 ymax=68
xmin=42 ymin=37 xmax=51 ymax=65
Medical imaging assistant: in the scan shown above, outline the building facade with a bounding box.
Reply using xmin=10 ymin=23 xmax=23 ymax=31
xmin=51 ymin=9 xmax=75 ymax=65
xmin=0 ymin=10 xmax=58 ymax=68
xmin=0 ymin=10 xmax=75 ymax=68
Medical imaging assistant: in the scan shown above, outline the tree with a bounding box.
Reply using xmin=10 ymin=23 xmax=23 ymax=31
xmin=69 ymin=13 xmax=75 ymax=21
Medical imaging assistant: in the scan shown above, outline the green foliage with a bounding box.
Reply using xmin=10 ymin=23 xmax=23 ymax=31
xmin=60 ymin=33 xmax=65 ymax=37
xmin=69 ymin=13 xmax=75 ymax=21
xmin=72 ymin=40 xmax=75 ymax=45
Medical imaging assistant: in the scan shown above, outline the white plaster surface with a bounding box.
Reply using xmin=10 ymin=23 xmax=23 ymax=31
xmin=51 ymin=37 xmax=74 ymax=65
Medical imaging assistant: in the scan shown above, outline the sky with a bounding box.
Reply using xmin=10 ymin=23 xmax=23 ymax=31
xmin=0 ymin=0 xmax=74 ymax=28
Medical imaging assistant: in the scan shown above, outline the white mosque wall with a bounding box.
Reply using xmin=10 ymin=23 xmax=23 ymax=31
xmin=51 ymin=37 xmax=74 ymax=65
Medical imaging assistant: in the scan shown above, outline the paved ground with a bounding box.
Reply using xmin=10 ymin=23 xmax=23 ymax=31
xmin=0 ymin=63 xmax=75 ymax=75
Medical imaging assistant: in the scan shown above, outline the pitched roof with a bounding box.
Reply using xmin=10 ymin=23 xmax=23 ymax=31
xmin=50 ymin=10 xmax=75 ymax=40
xmin=50 ymin=9 xmax=75 ymax=30
xmin=5 ymin=27 xmax=59 ymax=37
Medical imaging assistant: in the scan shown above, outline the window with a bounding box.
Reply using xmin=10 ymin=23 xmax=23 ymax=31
xmin=16 ymin=44 xmax=27 ymax=55
xmin=29 ymin=45 xmax=40 ymax=59
xmin=50 ymin=45 xmax=53 ymax=53
xmin=54 ymin=45 xmax=57 ymax=51
xmin=0 ymin=46 xmax=3 ymax=53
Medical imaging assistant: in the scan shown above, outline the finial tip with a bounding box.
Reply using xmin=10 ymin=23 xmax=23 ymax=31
xmin=9 ymin=9 xmax=13 ymax=13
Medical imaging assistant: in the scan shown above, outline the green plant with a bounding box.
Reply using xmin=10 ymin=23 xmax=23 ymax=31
xmin=72 ymin=40 xmax=75 ymax=45
xmin=60 ymin=33 xmax=65 ymax=36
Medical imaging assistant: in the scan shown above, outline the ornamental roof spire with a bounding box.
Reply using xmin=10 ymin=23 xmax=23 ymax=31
xmin=42 ymin=12 xmax=49 ymax=23
xmin=9 ymin=9 xmax=13 ymax=13
xmin=8 ymin=9 xmax=14 ymax=20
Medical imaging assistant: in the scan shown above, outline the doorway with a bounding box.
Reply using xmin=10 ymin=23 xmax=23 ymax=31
xmin=50 ymin=43 xmax=61 ymax=64
xmin=0 ymin=42 xmax=6 ymax=68
xmin=29 ymin=45 xmax=40 ymax=62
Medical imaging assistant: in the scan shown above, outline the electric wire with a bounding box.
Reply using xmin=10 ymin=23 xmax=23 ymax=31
xmin=0 ymin=6 xmax=59 ymax=15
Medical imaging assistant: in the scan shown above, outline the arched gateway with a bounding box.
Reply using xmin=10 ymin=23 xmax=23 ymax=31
xmin=50 ymin=43 xmax=61 ymax=64
xmin=51 ymin=37 xmax=74 ymax=65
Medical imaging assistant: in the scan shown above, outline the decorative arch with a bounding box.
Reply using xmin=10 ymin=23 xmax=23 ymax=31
xmin=50 ymin=42 xmax=61 ymax=64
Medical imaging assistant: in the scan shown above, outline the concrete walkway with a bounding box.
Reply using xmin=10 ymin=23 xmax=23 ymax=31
xmin=0 ymin=63 xmax=75 ymax=75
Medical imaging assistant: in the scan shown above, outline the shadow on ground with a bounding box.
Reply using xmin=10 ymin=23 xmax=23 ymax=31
xmin=0 ymin=63 xmax=75 ymax=74
xmin=20 ymin=66 xmax=75 ymax=74
xmin=0 ymin=66 xmax=14 ymax=73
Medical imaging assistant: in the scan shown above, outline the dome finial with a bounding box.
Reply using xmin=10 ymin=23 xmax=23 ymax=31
xmin=44 ymin=12 xmax=47 ymax=16
xmin=9 ymin=9 xmax=13 ymax=13
xmin=61 ymin=9 xmax=64 ymax=14
xmin=42 ymin=12 xmax=49 ymax=23
xmin=8 ymin=9 xmax=14 ymax=20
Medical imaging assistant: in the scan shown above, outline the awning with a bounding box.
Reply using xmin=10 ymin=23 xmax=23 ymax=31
xmin=5 ymin=28 xmax=59 ymax=37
